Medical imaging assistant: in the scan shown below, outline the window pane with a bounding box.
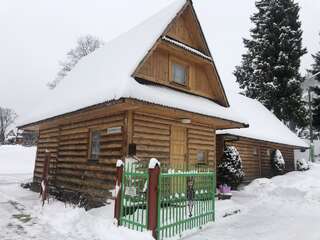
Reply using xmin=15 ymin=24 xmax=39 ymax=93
xmin=197 ymin=151 xmax=206 ymax=162
xmin=173 ymin=63 xmax=186 ymax=85
xmin=253 ymin=147 xmax=258 ymax=155
xmin=91 ymin=131 xmax=101 ymax=160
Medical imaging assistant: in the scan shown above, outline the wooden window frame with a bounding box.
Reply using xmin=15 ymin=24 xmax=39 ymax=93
xmin=88 ymin=128 xmax=102 ymax=163
xmin=169 ymin=56 xmax=190 ymax=88
xmin=196 ymin=150 xmax=208 ymax=165
xmin=266 ymin=149 xmax=271 ymax=157
xmin=253 ymin=146 xmax=258 ymax=156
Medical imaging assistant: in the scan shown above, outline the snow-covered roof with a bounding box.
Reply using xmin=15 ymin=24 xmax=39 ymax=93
xmin=217 ymin=93 xmax=308 ymax=148
xmin=19 ymin=0 xmax=247 ymax=127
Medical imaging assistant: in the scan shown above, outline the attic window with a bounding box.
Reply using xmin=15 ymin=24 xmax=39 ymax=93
xmin=169 ymin=56 xmax=189 ymax=87
xmin=172 ymin=63 xmax=187 ymax=85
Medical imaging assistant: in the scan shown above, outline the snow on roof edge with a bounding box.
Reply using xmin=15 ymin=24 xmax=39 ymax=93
xmin=216 ymin=94 xmax=308 ymax=148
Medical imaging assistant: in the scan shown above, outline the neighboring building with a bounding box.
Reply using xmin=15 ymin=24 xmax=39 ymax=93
xmin=19 ymin=0 xmax=247 ymax=200
xmin=16 ymin=130 xmax=38 ymax=146
xmin=295 ymin=139 xmax=320 ymax=163
xmin=5 ymin=129 xmax=17 ymax=144
xmin=4 ymin=128 xmax=37 ymax=146
xmin=217 ymin=94 xmax=308 ymax=182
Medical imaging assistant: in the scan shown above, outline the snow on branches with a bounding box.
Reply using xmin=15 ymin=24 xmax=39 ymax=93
xmin=272 ymin=149 xmax=285 ymax=175
xmin=48 ymin=35 xmax=104 ymax=89
xmin=217 ymin=146 xmax=244 ymax=189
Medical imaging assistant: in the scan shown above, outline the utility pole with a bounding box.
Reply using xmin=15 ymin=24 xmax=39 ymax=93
xmin=307 ymin=71 xmax=320 ymax=162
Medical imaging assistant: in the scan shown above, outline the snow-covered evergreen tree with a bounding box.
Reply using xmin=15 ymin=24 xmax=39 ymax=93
xmin=234 ymin=0 xmax=307 ymax=129
xmin=217 ymin=146 xmax=244 ymax=189
xmin=308 ymin=36 xmax=320 ymax=132
xmin=272 ymin=149 xmax=285 ymax=174
xmin=48 ymin=35 xmax=104 ymax=89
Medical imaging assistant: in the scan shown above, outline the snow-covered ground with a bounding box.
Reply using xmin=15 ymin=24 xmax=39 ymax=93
xmin=1 ymin=145 xmax=320 ymax=240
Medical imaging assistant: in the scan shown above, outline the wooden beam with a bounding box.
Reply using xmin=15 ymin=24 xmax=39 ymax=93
xmin=125 ymin=98 xmax=246 ymax=129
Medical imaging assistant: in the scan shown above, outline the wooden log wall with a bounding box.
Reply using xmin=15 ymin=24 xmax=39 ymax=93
xmin=34 ymin=113 xmax=125 ymax=199
xmin=216 ymin=135 xmax=296 ymax=181
xmin=132 ymin=112 xmax=216 ymax=169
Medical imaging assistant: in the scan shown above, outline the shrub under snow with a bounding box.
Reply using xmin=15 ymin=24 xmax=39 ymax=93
xmin=217 ymin=146 xmax=244 ymax=189
xmin=272 ymin=149 xmax=285 ymax=175
xmin=296 ymin=158 xmax=310 ymax=171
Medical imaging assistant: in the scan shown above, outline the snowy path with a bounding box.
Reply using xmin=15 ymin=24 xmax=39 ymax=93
xmin=0 ymin=174 xmax=68 ymax=240
xmin=186 ymin=165 xmax=320 ymax=240
xmin=0 ymin=173 xmax=153 ymax=240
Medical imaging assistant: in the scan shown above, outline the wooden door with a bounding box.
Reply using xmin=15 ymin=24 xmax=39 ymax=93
xmin=170 ymin=126 xmax=187 ymax=165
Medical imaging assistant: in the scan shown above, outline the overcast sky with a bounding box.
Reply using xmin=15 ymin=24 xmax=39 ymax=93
xmin=0 ymin=0 xmax=319 ymax=120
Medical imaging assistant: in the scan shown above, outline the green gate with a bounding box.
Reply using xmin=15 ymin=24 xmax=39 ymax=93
xmin=118 ymin=162 xmax=216 ymax=239
xmin=120 ymin=162 xmax=149 ymax=231
xmin=157 ymin=166 xmax=215 ymax=239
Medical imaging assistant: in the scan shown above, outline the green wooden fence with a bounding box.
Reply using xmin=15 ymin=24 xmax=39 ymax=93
xmin=120 ymin=162 xmax=149 ymax=231
xmin=118 ymin=162 xmax=216 ymax=239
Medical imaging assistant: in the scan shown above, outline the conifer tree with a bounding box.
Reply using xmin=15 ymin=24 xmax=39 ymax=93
xmin=308 ymin=39 xmax=320 ymax=132
xmin=234 ymin=0 xmax=307 ymax=128
xmin=217 ymin=146 xmax=244 ymax=189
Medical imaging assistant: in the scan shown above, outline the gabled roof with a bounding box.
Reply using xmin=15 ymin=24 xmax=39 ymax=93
xmin=20 ymin=0 xmax=246 ymax=125
xmin=20 ymin=0 xmax=246 ymax=127
xmin=217 ymin=93 xmax=308 ymax=148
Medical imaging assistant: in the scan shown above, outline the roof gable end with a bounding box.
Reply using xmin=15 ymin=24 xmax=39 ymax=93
xmin=132 ymin=0 xmax=230 ymax=107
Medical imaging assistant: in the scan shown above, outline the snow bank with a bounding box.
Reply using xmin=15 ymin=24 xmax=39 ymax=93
xmin=193 ymin=163 xmax=320 ymax=240
xmin=243 ymin=164 xmax=320 ymax=202
xmin=0 ymin=145 xmax=36 ymax=174
xmin=32 ymin=201 xmax=153 ymax=240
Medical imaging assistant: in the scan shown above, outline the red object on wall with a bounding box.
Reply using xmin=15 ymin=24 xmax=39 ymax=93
xmin=148 ymin=165 xmax=160 ymax=239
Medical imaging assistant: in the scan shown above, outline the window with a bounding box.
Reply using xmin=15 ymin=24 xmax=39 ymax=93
xmin=171 ymin=61 xmax=188 ymax=86
xmin=197 ymin=150 xmax=207 ymax=163
xmin=89 ymin=130 xmax=101 ymax=161
xmin=266 ymin=149 xmax=271 ymax=157
xmin=253 ymin=147 xmax=258 ymax=155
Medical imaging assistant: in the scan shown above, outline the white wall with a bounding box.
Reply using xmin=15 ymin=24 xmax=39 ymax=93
xmin=294 ymin=140 xmax=320 ymax=166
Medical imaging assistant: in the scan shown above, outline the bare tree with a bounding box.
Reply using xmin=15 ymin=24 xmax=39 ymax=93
xmin=0 ymin=107 xmax=18 ymax=144
xmin=48 ymin=35 xmax=104 ymax=89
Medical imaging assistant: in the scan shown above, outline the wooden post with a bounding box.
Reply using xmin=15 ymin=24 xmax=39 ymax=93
xmin=114 ymin=160 xmax=124 ymax=225
xmin=40 ymin=150 xmax=50 ymax=206
xmin=148 ymin=161 xmax=160 ymax=239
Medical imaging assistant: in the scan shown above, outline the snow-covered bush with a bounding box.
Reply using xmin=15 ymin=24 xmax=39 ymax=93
xmin=272 ymin=149 xmax=285 ymax=175
xmin=296 ymin=158 xmax=310 ymax=171
xmin=217 ymin=146 xmax=244 ymax=189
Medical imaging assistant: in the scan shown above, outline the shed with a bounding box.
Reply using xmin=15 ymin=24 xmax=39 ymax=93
xmin=217 ymin=93 xmax=308 ymax=181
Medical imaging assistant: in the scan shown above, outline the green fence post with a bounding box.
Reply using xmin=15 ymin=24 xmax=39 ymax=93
xmin=212 ymin=172 xmax=216 ymax=222
xmin=148 ymin=158 xmax=160 ymax=239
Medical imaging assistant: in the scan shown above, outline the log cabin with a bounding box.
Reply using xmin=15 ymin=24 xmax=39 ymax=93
xmin=216 ymin=93 xmax=308 ymax=182
xmin=19 ymin=0 xmax=248 ymax=201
